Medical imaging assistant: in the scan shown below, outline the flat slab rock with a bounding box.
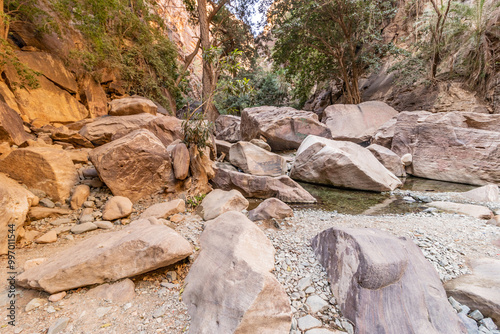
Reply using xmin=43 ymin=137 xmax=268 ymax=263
xmin=428 ymin=201 xmax=492 ymax=219
xmin=183 ymin=211 xmax=292 ymax=334
xmin=16 ymin=222 xmax=192 ymax=294
xmin=312 ymin=227 xmax=466 ymax=334
xmin=445 ymin=258 xmax=500 ymax=323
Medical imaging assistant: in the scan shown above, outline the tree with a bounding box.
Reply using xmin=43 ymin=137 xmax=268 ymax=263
xmin=271 ymin=0 xmax=396 ymax=105
xmin=429 ymin=0 xmax=452 ymax=79
xmin=182 ymin=0 xmax=257 ymax=121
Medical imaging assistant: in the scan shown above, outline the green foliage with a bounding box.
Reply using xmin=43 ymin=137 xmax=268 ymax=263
xmin=0 ymin=39 xmax=40 ymax=90
xmin=186 ymin=194 xmax=206 ymax=209
xmin=182 ymin=112 xmax=214 ymax=154
xmin=52 ymin=0 xmax=180 ymax=112
xmin=271 ymin=0 xmax=397 ymax=105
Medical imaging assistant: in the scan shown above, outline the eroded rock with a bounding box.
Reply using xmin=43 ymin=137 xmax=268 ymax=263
xmin=229 ymin=141 xmax=287 ymax=177
xmin=199 ymin=189 xmax=249 ymax=221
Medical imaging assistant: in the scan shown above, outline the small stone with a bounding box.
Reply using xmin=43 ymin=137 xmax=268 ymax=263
xmin=306 ymin=295 xmax=329 ymax=313
xmin=152 ymin=305 xmax=166 ymax=318
xmin=35 ymin=230 xmax=58 ymax=244
xmin=166 ymin=271 xmax=177 ymax=282
xmin=102 ymin=196 xmax=133 ymax=221
xmin=94 ymin=221 xmax=114 ymax=229
xmin=79 ymin=214 xmax=94 ymax=223
xmin=51 ymin=218 xmax=72 ymax=226
xmin=49 ymin=291 xmax=67 ymax=302
xmin=40 ymin=198 xmax=56 ymax=208
xmin=306 ymin=329 xmax=342 ymax=334
xmin=46 ymin=305 xmax=56 ymax=313
xmin=160 ymin=282 xmax=179 ymax=289
xmin=170 ymin=214 xmax=184 ymax=223
xmin=47 ymin=317 xmax=70 ymax=334
xmin=448 ymin=296 xmax=462 ymax=312
xmin=305 ymin=286 xmax=315 ymax=294
xmin=297 ymin=276 xmax=312 ymax=291
xmin=341 ymin=320 xmax=355 ymax=334
xmin=25 ymin=298 xmax=46 ymax=312
xmin=83 ymin=201 xmax=95 ymax=208
xmin=470 ymin=310 xmax=484 ymax=321
xmin=123 ymin=303 xmax=132 ymax=311
xmin=71 ymin=222 xmax=97 ymax=234
xmin=96 ymin=306 xmax=112 ymax=318
xmin=480 ymin=318 xmax=498 ymax=331
xmin=297 ymin=315 xmax=322 ymax=331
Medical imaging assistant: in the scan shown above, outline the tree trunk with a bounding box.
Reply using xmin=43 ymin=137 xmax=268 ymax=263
xmin=0 ymin=0 xmax=7 ymax=40
xmin=197 ymin=0 xmax=219 ymax=122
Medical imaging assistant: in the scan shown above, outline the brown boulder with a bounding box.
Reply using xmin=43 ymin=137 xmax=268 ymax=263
xmin=172 ymin=143 xmax=190 ymax=180
xmin=108 ymin=96 xmax=157 ymax=116
xmin=142 ymin=116 xmax=183 ymax=147
xmin=70 ymin=185 xmax=91 ymax=210
xmin=248 ymin=198 xmax=293 ymax=221
xmin=28 ymin=207 xmax=72 ymax=220
xmin=0 ymin=173 xmax=36 ymax=255
xmin=240 ymin=106 xmax=332 ymax=151
xmin=89 ymin=129 xmax=175 ymax=202
xmin=199 ymin=189 xmax=249 ymax=220
xmin=250 ymin=138 xmax=271 ymax=151
xmin=184 ymin=211 xmax=292 ymax=333
xmin=371 ymin=117 xmax=397 ymax=148
xmin=212 ymin=167 xmax=316 ymax=204
xmin=460 ymin=184 xmax=499 ymax=203
xmin=48 ymin=126 xmax=94 ymax=148
xmin=321 ymin=101 xmax=398 ymax=143
xmin=215 ymin=115 xmax=241 ymax=143
xmin=79 ymin=113 xmax=157 ymax=146
xmin=367 ymin=144 xmax=406 ymax=177
xmin=0 ymin=147 xmax=78 ymax=201
xmin=102 ymin=196 xmax=133 ymax=221
xmin=229 ymin=142 xmax=287 ymax=177
xmin=215 ymin=139 xmax=232 ymax=160
xmin=0 ymin=101 xmax=31 ymax=145
xmin=291 ymin=136 xmax=402 ymax=192
xmin=444 ymin=258 xmax=500 ymax=323
xmin=391 ymin=111 xmax=500 ymax=185
xmin=312 ymin=227 xmax=466 ymax=334
xmin=139 ymin=199 xmax=185 ymax=219
xmin=16 ymin=222 xmax=193 ymax=294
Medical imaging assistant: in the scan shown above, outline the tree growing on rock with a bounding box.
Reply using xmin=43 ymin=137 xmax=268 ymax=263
xmin=271 ymin=0 xmax=397 ymax=105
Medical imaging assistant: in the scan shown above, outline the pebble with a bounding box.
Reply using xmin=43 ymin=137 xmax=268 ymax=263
xmin=79 ymin=214 xmax=94 ymax=223
xmin=49 ymin=292 xmax=67 ymax=302
xmin=470 ymin=310 xmax=485 ymax=321
xmin=40 ymin=198 xmax=56 ymax=208
xmin=35 ymin=230 xmax=58 ymax=244
xmin=47 ymin=317 xmax=70 ymax=334
xmin=94 ymin=220 xmax=114 ymax=229
xmin=71 ymin=222 xmax=97 ymax=234
xmin=51 ymin=218 xmax=72 ymax=226
xmin=95 ymin=306 xmax=112 ymax=318
xmin=25 ymin=298 xmax=46 ymax=312
xmin=298 ymin=315 xmax=322 ymax=331
xmin=306 ymin=295 xmax=329 ymax=313
xmin=481 ymin=318 xmax=498 ymax=331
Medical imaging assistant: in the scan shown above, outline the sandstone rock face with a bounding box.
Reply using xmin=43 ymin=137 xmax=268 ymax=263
xmin=183 ymin=211 xmax=292 ymax=334
xmin=102 ymin=196 xmax=133 ymax=221
xmin=312 ymin=227 xmax=467 ymax=334
xmin=367 ymin=144 xmax=406 ymax=177
xmin=444 ymin=258 xmax=500 ymax=323
xmin=17 ymin=222 xmax=193 ymax=294
xmin=172 ymin=143 xmax=190 ymax=180
xmin=142 ymin=116 xmax=183 ymax=147
xmin=391 ymin=111 xmax=500 ymax=185
xmin=78 ymin=74 xmax=108 ymax=118
xmin=0 ymin=101 xmax=31 ymax=145
xmin=89 ymin=129 xmax=175 ymax=202
xmin=70 ymin=185 xmax=91 ymax=210
xmin=215 ymin=115 xmax=241 ymax=143
xmin=79 ymin=113 xmax=157 ymax=146
xmin=291 ymin=136 xmax=402 ymax=192
xmin=428 ymin=201 xmax=493 ymax=219
xmin=248 ymin=198 xmax=293 ymax=221
xmin=321 ymin=101 xmax=398 ymax=143
xmin=461 ymin=185 xmax=499 ymax=203
xmin=199 ymin=189 xmax=249 ymax=220
xmin=229 ymin=142 xmax=287 ymax=177
xmin=140 ymin=199 xmax=185 ymax=219
xmin=108 ymin=96 xmax=157 ymax=116
xmin=212 ymin=167 xmax=316 ymax=204
xmin=0 ymin=147 xmax=78 ymax=201
xmin=0 ymin=173 xmax=36 ymax=255
xmin=241 ymin=106 xmax=332 ymax=151
xmin=371 ymin=117 xmax=397 ymax=148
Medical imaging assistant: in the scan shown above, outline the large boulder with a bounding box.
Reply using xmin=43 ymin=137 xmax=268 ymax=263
xmin=79 ymin=113 xmax=157 ymax=146
xmin=444 ymin=258 xmax=500 ymax=323
xmin=0 ymin=147 xmax=78 ymax=202
xmin=16 ymin=221 xmax=193 ymax=294
xmin=229 ymin=142 xmax=287 ymax=177
xmin=427 ymin=202 xmax=493 ymax=219
xmin=212 ymin=167 xmax=316 ymax=204
xmin=199 ymin=189 xmax=249 ymax=220
xmin=215 ymin=115 xmax=241 ymax=143
xmin=89 ymin=129 xmax=175 ymax=202
xmin=460 ymin=184 xmax=499 ymax=203
xmin=142 ymin=116 xmax=183 ymax=147
xmin=183 ymin=211 xmax=292 ymax=334
xmin=321 ymin=101 xmax=398 ymax=143
xmin=172 ymin=142 xmax=190 ymax=180
xmin=108 ymin=96 xmax=157 ymax=116
xmin=0 ymin=101 xmax=31 ymax=145
xmin=367 ymin=144 xmax=406 ymax=177
xmin=248 ymin=198 xmax=293 ymax=221
xmin=0 ymin=174 xmax=36 ymax=255
xmin=371 ymin=117 xmax=397 ymax=149
xmin=240 ymin=106 xmax=332 ymax=151
xmin=290 ymin=135 xmax=402 ymax=192
xmin=391 ymin=111 xmax=500 ymax=185
xmin=312 ymin=227 xmax=467 ymax=334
